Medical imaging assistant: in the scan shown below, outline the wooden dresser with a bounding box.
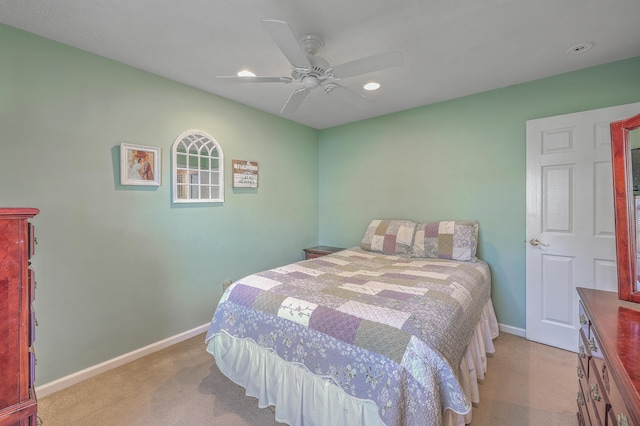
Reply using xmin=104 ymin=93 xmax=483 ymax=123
xmin=577 ymin=287 xmax=640 ymax=426
xmin=0 ymin=208 xmax=39 ymax=426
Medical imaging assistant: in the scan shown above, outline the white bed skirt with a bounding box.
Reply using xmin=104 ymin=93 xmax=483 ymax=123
xmin=206 ymin=300 xmax=499 ymax=426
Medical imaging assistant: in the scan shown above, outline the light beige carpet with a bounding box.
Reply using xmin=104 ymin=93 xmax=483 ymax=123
xmin=38 ymin=332 xmax=576 ymax=426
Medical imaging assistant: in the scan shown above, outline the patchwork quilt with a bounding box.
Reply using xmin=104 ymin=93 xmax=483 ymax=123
xmin=205 ymin=247 xmax=492 ymax=426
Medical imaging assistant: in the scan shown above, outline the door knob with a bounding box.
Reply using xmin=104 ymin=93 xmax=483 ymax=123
xmin=529 ymin=238 xmax=549 ymax=247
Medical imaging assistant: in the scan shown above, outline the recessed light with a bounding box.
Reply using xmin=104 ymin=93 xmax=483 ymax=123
xmin=237 ymin=70 xmax=256 ymax=77
xmin=364 ymin=82 xmax=381 ymax=91
xmin=567 ymin=42 xmax=594 ymax=55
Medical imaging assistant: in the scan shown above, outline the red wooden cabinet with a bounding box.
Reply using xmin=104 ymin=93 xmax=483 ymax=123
xmin=0 ymin=208 xmax=39 ymax=426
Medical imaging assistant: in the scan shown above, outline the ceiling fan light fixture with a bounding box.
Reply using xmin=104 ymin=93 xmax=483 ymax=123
xmin=218 ymin=20 xmax=404 ymax=115
xmin=302 ymin=76 xmax=320 ymax=90
xmin=237 ymin=70 xmax=256 ymax=77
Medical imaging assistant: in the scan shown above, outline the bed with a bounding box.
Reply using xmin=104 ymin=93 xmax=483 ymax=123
xmin=205 ymin=220 xmax=499 ymax=425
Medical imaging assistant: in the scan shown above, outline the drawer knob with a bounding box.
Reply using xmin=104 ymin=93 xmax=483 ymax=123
xmin=588 ymin=337 xmax=598 ymax=353
xmin=579 ymin=344 xmax=586 ymax=359
xmin=591 ymin=383 xmax=601 ymax=402
xmin=577 ymin=390 xmax=585 ymax=406
xmin=577 ymin=364 xmax=584 ymax=379
xmin=579 ymin=314 xmax=587 ymax=325
xmin=618 ymin=413 xmax=629 ymax=426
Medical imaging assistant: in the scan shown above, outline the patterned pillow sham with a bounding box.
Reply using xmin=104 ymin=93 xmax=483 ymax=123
xmin=411 ymin=220 xmax=479 ymax=262
xmin=361 ymin=219 xmax=417 ymax=255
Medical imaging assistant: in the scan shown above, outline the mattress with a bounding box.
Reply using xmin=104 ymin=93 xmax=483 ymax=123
xmin=205 ymin=247 xmax=498 ymax=425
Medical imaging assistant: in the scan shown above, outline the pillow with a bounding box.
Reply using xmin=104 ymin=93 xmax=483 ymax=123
xmin=411 ymin=220 xmax=479 ymax=262
xmin=361 ymin=219 xmax=417 ymax=255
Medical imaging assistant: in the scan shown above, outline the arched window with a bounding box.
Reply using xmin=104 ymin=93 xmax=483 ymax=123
xmin=172 ymin=130 xmax=224 ymax=203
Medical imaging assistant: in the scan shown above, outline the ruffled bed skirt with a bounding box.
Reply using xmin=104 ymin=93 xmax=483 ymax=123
xmin=206 ymin=300 xmax=499 ymax=426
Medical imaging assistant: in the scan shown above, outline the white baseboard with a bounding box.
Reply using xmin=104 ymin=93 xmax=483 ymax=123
xmin=498 ymin=323 xmax=526 ymax=337
xmin=35 ymin=323 xmax=210 ymax=398
xmin=36 ymin=321 xmax=525 ymax=397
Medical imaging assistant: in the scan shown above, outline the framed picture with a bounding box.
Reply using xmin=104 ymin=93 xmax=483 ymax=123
xmin=232 ymin=159 xmax=258 ymax=188
xmin=120 ymin=143 xmax=161 ymax=186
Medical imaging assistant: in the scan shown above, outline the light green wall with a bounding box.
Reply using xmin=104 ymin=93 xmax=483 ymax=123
xmin=3 ymin=20 xmax=639 ymax=386
xmin=0 ymin=24 xmax=319 ymax=385
xmin=318 ymin=56 xmax=640 ymax=330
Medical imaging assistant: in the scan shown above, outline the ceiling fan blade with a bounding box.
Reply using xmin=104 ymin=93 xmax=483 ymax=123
xmin=332 ymin=51 xmax=404 ymax=79
xmin=281 ymin=88 xmax=308 ymax=114
xmin=261 ymin=20 xmax=311 ymax=69
xmin=216 ymin=76 xmax=293 ymax=83
xmin=325 ymin=84 xmax=372 ymax=109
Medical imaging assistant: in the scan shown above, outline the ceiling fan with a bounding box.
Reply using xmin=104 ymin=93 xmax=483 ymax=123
xmin=217 ymin=20 xmax=404 ymax=114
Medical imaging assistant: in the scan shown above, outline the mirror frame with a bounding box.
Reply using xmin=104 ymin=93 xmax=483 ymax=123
xmin=171 ymin=130 xmax=225 ymax=204
xmin=611 ymin=113 xmax=640 ymax=303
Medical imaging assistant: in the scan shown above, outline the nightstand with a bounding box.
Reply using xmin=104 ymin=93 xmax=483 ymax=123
xmin=303 ymin=245 xmax=345 ymax=260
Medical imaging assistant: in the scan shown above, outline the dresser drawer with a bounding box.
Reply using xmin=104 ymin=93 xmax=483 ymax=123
xmin=586 ymin=327 xmax=603 ymax=361
xmin=579 ymin=301 xmax=590 ymax=340
xmin=607 ymin=375 xmax=632 ymax=426
xmin=587 ymin=357 xmax=608 ymax=426
xmin=579 ymin=323 xmax=607 ymax=426
xmin=577 ymin=357 xmax=587 ymax=386
xmin=29 ymin=346 xmax=36 ymax=385
xmin=28 ymin=222 xmax=36 ymax=259
xmin=30 ymin=308 xmax=36 ymax=346
xmin=577 ymin=377 xmax=593 ymax=426
xmin=29 ymin=269 xmax=36 ymax=304
xmin=577 ymin=326 xmax=594 ymax=425
xmin=305 ymin=251 xmax=326 ymax=260
xmin=579 ymin=328 xmax=592 ymax=377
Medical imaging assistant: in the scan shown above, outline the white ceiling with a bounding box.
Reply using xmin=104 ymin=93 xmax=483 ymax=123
xmin=1 ymin=0 xmax=639 ymax=129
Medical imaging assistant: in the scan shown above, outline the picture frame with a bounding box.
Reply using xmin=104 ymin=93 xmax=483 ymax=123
xmin=232 ymin=159 xmax=258 ymax=188
xmin=120 ymin=143 xmax=161 ymax=186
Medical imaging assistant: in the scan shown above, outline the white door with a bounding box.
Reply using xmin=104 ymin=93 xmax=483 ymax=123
xmin=525 ymin=102 xmax=640 ymax=352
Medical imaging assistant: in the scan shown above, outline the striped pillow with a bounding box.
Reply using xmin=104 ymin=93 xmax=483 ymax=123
xmin=411 ymin=221 xmax=479 ymax=262
xmin=361 ymin=219 xmax=417 ymax=255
